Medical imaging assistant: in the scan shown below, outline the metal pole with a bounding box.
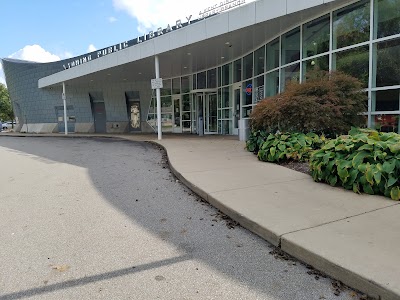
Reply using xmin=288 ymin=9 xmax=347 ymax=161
xmin=62 ymin=82 xmax=68 ymax=135
xmin=155 ymin=55 xmax=162 ymax=140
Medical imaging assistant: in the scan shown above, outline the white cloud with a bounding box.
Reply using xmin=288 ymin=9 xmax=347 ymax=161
xmin=1 ymin=45 xmax=62 ymax=86
xmin=87 ymin=44 xmax=97 ymax=52
xmin=9 ymin=44 xmax=60 ymax=62
xmin=60 ymin=51 xmax=73 ymax=59
xmin=113 ymin=0 xmax=255 ymax=34
xmin=108 ymin=16 xmax=118 ymax=23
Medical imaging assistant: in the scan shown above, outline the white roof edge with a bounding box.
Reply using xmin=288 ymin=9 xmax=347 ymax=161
xmin=39 ymin=0 xmax=337 ymax=88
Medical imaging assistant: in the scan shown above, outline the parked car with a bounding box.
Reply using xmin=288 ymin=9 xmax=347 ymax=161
xmin=2 ymin=121 xmax=16 ymax=130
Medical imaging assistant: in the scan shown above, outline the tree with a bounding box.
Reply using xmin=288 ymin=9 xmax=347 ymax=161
xmin=0 ymin=83 xmax=14 ymax=122
xmin=250 ymin=70 xmax=367 ymax=136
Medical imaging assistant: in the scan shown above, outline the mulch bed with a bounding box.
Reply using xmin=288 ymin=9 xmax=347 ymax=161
xmin=278 ymin=161 xmax=311 ymax=175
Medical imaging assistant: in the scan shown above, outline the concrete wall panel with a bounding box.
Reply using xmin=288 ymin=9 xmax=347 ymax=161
xmin=228 ymin=2 xmax=256 ymax=32
xmin=287 ymin=0 xmax=325 ymax=14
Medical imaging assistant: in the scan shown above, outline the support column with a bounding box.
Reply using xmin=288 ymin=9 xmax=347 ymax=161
xmin=62 ymin=82 xmax=68 ymax=135
xmin=155 ymin=55 xmax=162 ymax=140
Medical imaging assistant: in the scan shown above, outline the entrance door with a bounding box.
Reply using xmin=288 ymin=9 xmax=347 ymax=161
xmin=93 ymin=102 xmax=107 ymax=133
xmin=172 ymin=95 xmax=182 ymax=133
xmin=204 ymin=93 xmax=218 ymax=134
xmin=233 ymin=83 xmax=241 ymax=135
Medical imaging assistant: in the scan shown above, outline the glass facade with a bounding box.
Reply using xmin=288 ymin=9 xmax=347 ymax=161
xmin=147 ymin=0 xmax=400 ymax=134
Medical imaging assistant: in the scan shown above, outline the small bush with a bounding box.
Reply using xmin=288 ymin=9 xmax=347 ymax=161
xmin=250 ymin=70 xmax=367 ymax=136
xmin=310 ymin=128 xmax=400 ymax=200
xmin=251 ymin=131 xmax=326 ymax=163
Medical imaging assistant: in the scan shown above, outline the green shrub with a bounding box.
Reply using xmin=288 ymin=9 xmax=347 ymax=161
xmin=256 ymin=132 xmax=326 ymax=163
xmin=250 ymin=70 xmax=367 ymax=136
xmin=310 ymin=128 xmax=400 ymax=200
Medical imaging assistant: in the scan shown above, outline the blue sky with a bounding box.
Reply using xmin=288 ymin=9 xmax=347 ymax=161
xmin=0 ymin=0 xmax=140 ymax=60
xmin=0 ymin=0 xmax=255 ymax=85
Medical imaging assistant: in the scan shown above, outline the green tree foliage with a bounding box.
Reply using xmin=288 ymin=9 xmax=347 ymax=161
xmin=0 ymin=83 xmax=14 ymax=121
xmin=250 ymin=70 xmax=367 ymax=136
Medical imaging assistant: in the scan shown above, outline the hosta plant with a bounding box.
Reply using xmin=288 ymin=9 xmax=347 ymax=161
xmin=246 ymin=130 xmax=270 ymax=154
xmin=256 ymin=132 xmax=326 ymax=163
xmin=310 ymin=128 xmax=400 ymax=200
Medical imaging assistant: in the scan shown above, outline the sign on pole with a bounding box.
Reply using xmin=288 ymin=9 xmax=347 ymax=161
xmin=151 ymin=78 xmax=163 ymax=90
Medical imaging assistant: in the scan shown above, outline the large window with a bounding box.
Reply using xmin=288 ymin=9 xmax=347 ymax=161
xmin=374 ymin=38 xmax=400 ymax=87
xmin=302 ymin=55 xmax=329 ymax=80
xmin=207 ymin=68 xmax=217 ymax=88
xmin=266 ymin=71 xmax=279 ymax=97
xmin=282 ymin=27 xmax=300 ymax=65
xmin=243 ymin=53 xmax=253 ymax=80
xmin=161 ymin=79 xmax=171 ymax=96
xmin=335 ymin=46 xmax=370 ymax=87
xmin=233 ymin=59 xmax=242 ymax=82
xmin=372 ymin=89 xmax=400 ymax=111
xmin=222 ymin=63 xmax=232 ymax=86
xmin=254 ymin=46 xmax=265 ymax=76
xmin=172 ymin=78 xmax=180 ymax=94
xmin=303 ymin=15 xmax=330 ymax=58
xmin=197 ymin=71 xmax=206 ymax=89
xmin=281 ymin=63 xmax=300 ymax=91
xmin=375 ymin=0 xmax=400 ymax=38
xmin=333 ymin=0 xmax=370 ymax=49
xmin=266 ymin=38 xmax=280 ymax=71
xmin=181 ymin=76 xmax=191 ymax=93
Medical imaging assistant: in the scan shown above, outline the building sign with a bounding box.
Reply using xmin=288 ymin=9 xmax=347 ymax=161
xmin=63 ymin=1 xmax=247 ymax=71
xmin=199 ymin=0 xmax=246 ymax=19
xmin=151 ymin=78 xmax=164 ymax=89
xmin=245 ymin=84 xmax=252 ymax=96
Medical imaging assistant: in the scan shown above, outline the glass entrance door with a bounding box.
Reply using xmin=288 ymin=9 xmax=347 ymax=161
xmin=172 ymin=95 xmax=182 ymax=133
xmin=233 ymin=83 xmax=241 ymax=135
xmin=205 ymin=93 xmax=218 ymax=134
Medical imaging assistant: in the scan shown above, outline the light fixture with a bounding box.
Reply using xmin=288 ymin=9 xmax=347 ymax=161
xmin=123 ymin=78 xmax=127 ymax=81
xmin=183 ymin=66 xmax=187 ymax=69
xmin=221 ymin=56 xmax=225 ymax=59
xmin=225 ymin=42 xmax=230 ymax=45
xmin=187 ymin=52 xmax=191 ymax=55
xmin=107 ymin=73 xmax=111 ymax=76
xmin=90 ymin=79 xmax=93 ymax=82
xmin=138 ymin=72 xmax=142 ymax=75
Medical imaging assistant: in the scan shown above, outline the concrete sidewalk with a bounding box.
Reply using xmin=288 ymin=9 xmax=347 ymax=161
xmin=2 ymin=133 xmax=400 ymax=300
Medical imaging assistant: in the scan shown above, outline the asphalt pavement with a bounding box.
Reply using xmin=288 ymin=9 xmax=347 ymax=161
xmin=0 ymin=136 xmax=362 ymax=300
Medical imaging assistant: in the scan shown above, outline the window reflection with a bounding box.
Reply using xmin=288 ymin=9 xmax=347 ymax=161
xmin=375 ymin=0 xmax=400 ymax=39
xmin=302 ymin=56 xmax=329 ymax=81
xmin=375 ymin=38 xmax=400 ymax=87
xmin=335 ymin=46 xmax=369 ymax=87
xmin=303 ymin=15 xmax=330 ymax=58
xmin=333 ymin=0 xmax=370 ymax=49
xmin=281 ymin=63 xmax=300 ymax=92
xmin=266 ymin=71 xmax=279 ymax=97
xmin=282 ymin=28 xmax=300 ymax=65
xmin=266 ymin=38 xmax=280 ymax=71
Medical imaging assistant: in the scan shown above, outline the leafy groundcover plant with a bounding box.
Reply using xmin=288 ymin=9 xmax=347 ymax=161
xmin=247 ymin=131 xmax=326 ymax=163
xmin=310 ymin=128 xmax=400 ymax=200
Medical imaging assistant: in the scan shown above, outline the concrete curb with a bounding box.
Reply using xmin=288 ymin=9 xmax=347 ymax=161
xmin=281 ymin=237 xmax=399 ymax=300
